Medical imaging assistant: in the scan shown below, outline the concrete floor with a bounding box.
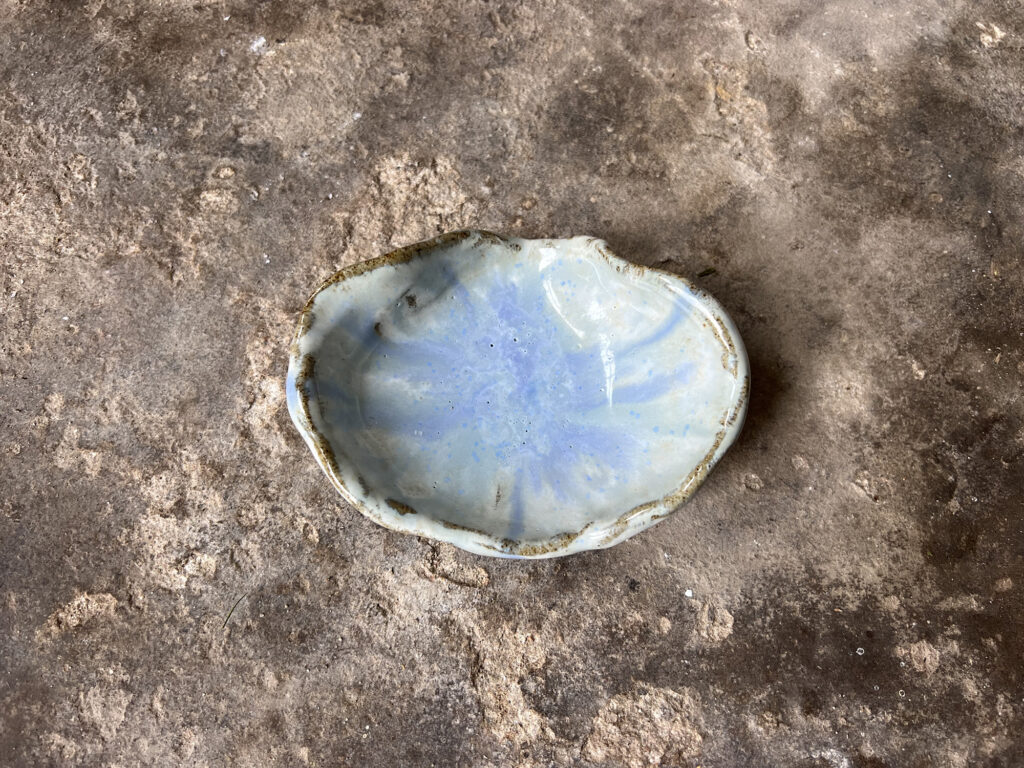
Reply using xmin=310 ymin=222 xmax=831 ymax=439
xmin=2 ymin=1 xmax=1022 ymax=765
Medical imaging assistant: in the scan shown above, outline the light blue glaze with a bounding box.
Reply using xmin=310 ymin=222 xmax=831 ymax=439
xmin=287 ymin=231 xmax=748 ymax=557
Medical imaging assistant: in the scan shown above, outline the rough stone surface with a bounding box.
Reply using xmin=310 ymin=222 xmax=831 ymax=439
xmin=1 ymin=1 xmax=1023 ymax=766
xmin=583 ymin=684 xmax=703 ymax=767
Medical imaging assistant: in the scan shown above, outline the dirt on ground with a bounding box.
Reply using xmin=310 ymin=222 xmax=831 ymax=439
xmin=2 ymin=1 xmax=1023 ymax=766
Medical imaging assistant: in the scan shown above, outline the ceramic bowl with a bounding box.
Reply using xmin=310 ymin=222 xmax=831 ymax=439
xmin=286 ymin=231 xmax=748 ymax=557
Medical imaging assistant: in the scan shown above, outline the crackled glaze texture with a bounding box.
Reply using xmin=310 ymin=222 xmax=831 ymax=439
xmin=287 ymin=231 xmax=748 ymax=557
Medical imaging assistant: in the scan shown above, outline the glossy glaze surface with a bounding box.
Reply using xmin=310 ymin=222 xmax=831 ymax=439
xmin=287 ymin=231 xmax=748 ymax=557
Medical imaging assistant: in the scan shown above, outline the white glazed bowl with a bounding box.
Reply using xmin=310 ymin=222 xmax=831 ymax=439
xmin=287 ymin=231 xmax=748 ymax=557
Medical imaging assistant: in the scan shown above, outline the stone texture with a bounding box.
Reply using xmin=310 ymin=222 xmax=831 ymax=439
xmin=1 ymin=1 xmax=1022 ymax=766
xmin=582 ymin=684 xmax=703 ymax=767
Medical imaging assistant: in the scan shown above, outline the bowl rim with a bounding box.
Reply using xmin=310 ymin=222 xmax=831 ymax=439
xmin=286 ymin=230 xmax=749 ymax=558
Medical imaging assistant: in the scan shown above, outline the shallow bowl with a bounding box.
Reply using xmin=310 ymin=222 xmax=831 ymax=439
xmin=286 ymin=231 xmax=748 ymax=557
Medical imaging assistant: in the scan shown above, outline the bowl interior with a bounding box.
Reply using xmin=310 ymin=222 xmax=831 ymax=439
xmin=292 ymin=234 xmax=746 ymax=550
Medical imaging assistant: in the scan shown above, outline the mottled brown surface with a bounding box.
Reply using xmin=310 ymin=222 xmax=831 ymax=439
xmin=1 ymin=1 xmax=1023 ymax=766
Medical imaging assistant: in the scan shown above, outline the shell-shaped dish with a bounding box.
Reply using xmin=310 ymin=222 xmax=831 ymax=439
xmin=286 ymin=231 xmax=748 ymax=558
